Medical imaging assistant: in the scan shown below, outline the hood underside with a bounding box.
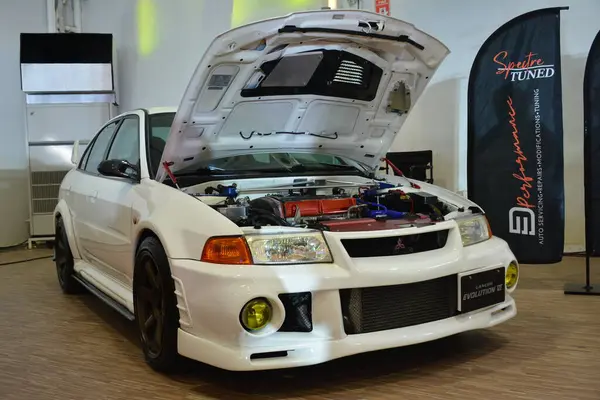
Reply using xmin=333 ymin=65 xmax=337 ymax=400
xmin=156 ymin=9 xmax=449 ymax=183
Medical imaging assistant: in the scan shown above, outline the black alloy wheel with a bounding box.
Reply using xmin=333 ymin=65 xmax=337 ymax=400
xmin=136 ymin=256 xmax=165 ymax=358
xmin=54 ymin=217 xmax=84 ymax=294
xmin=133 ymin=236 xmax=182 ymax=373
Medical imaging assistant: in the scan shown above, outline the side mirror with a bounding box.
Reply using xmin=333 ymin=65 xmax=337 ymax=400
xmin=71 ymin=140 xmax=80 ymax=165
xmin=97 ymin=159 xmax=139 ymax=180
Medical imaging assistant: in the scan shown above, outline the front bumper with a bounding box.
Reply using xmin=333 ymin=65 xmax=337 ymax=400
xmin=178 ymin=298 xmax=515 ymax=371
xmin=170 ymin=234 xmax=518 ymax=371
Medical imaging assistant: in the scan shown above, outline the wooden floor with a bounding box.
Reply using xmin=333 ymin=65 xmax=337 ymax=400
xmin=1 ymin=248 xmax=600 ymax=400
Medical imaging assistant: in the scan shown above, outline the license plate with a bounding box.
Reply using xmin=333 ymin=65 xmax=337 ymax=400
xmin=458 ymin=267 xmax=505 ymax=313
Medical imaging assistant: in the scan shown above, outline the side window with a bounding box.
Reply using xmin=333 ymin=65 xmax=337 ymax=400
xmin=83 ymin=121 xmax=119 ymax=173
xmin=77 ymin=143 xmax=92 ymax=170
xmin=148 ymin=112 xmax=175 ymax=177
xmin=106 ymin=117 xmax=140 ymax=166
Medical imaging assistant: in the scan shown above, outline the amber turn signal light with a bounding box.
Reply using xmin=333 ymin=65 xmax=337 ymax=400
xmin=201 ymin=236 xmax=252 ymax=265
xmin=485 ymin=216 xmax=493 ymax=238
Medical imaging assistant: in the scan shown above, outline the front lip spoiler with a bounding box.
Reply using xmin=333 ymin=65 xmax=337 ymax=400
xmin=278 ymin=25 xmax=425 ymax=50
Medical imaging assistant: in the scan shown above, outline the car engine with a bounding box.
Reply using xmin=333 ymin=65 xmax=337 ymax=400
xmin=199 ymin=181 xmax=453 ymax=232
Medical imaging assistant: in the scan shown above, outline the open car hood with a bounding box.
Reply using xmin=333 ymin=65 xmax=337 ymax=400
xmin=156 ymin=9 xmax=449 ymax=182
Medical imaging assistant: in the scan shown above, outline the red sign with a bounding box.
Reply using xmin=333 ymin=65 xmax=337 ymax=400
xmin=375 ymin=0 xmax=390 ymax=15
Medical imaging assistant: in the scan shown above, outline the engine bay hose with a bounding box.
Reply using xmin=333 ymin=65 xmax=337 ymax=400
xmin=248 ymin=207 xmax=291 ymax=226
xmin=356 ymin=199 xmax=407 ymax=219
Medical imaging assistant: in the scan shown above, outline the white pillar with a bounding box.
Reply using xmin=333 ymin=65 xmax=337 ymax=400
xmin=72 ymin=0 xmax=82 ymax=32
xmin=47 ymin=0 xmax=82 ymax=33
xmin=46 ymin=0 xmax=57 ymax=32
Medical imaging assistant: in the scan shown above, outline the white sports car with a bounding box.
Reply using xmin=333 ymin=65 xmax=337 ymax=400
xmin=54 ymin=10 xmax=518 ymax=373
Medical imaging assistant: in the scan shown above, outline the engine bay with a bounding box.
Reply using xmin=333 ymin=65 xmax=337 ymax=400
xmin=188 ymin=178 xmax=460 ymax=232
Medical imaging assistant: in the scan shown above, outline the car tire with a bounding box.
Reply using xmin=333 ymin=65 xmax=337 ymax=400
xmin=133 ymin=236 xmax=182 ymax=373
xmin=54 ymin=217 xmax=85 ymax=295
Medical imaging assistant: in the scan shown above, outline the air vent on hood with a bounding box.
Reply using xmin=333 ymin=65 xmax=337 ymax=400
xmin=333 ymin=60 xmax=364 ymax=85
xmin=358 ymin=21 xmax=385 ymax=32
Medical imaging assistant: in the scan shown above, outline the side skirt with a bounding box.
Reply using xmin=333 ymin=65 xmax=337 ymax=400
xmin=73 ymin=274 xmax=135 ymax=321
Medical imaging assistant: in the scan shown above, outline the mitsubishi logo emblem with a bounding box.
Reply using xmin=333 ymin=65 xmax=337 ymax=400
xmin=392 ymin=237 xmax=414 ymax=255
xmin=394 ymin=238 xmax=406 ymax=253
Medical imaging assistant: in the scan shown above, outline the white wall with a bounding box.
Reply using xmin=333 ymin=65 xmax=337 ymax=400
xmin=231 ymin=0 xmax=328 ymax=28
xmin=384 ymin=0 xmax=600 ymax=251
xmin=0 ymin=0 xmax=47 ymax=247
xmin=82 ymin=0 xmax=234 ymax=112
xmin=81 ymin=0 xmax=333 ymax=112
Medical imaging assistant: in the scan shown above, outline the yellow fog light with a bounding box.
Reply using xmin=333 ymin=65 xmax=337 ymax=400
xmin=240 ymin=298 xmax=272 ymax=331
xmin=506 ymin=262 xmax=519 ymax=290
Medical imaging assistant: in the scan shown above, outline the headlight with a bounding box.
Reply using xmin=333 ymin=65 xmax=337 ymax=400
xmin=457 ymin=215 xmax=492 ymax=246
xmin=245 ymin=231 xmax=333 ymax=265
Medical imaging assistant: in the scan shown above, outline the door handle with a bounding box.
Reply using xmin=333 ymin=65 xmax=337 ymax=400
xmin=89 ymin=190 xmax=98 ymax=202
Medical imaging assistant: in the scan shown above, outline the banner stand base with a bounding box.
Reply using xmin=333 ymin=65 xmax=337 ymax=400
xmin=563 ymin=283 xmax=600 ymax=296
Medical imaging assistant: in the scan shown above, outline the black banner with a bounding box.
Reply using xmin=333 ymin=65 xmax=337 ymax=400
xmin=584 ymin=30 xmax=600 ymax=255
xmin=467 ymin=8 xmax=567 ymax=264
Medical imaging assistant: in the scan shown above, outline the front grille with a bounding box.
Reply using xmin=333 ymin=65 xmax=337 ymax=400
xmin=340 ymin=275 xmax=458 ymax=335
xmin=278 ymin=292 xmax=313 ymax=332
xmin=340 ymin=229 xmax=449 ymax=258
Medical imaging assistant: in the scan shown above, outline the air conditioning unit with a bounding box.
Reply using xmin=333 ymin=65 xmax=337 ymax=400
xmin=20 ymin=32 xmax=118 ymax=247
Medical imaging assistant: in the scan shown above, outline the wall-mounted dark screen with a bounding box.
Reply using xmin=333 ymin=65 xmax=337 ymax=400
xmin=20 ymin=33 xmax=113 ymax=64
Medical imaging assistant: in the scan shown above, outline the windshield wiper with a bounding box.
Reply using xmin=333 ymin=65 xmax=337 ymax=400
xmin=312 ymin=162 xmax=372 ymax=174
xmin=173 ymin=167 xmax=231 ymax=177
xmin=313 ymin=163 xmax=361 ymax=170
xmin=174 ymin=164 xmax=371 ymax=178
xmin=287 ymin=162 xmax=374 ymax=178
xmin=176 ymin=167 xmax=295 ymax=177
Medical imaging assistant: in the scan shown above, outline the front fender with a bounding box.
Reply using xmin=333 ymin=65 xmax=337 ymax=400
xmin=133 ymin=184 xmax=243 ymax=260
xmin=54 ymin=199 xmax=81 ymax=259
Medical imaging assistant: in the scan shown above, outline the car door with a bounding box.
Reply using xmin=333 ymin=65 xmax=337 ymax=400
xmin=81 ymin=111 xmax=145 ymax=288
xmin=70 ymin=119 xmax=121 ymax=266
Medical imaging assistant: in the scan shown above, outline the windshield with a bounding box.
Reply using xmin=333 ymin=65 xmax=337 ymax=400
xmin=175 ymin=152 xmax=372 ymax=176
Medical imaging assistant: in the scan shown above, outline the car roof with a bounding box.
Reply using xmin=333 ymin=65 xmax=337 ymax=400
xmin=112 ymin=107 xmax=176 ymax=121
xmin=146 ymin=106 xmax=177 ymax=115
